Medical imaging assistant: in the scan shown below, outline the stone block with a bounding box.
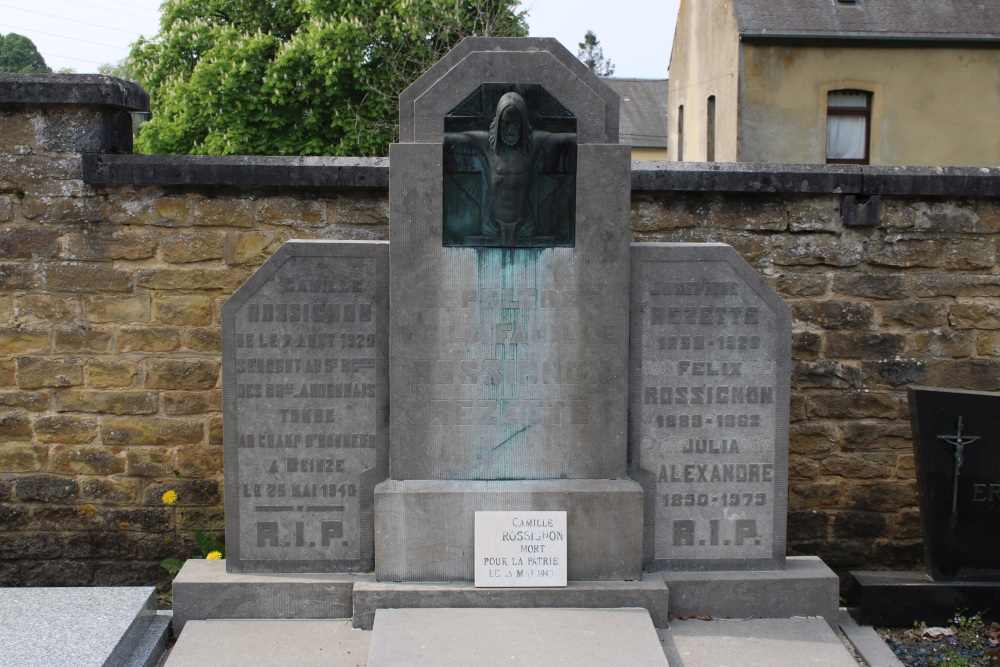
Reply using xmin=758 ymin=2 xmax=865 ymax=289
xmin=145 ymin=358 xmax=219 ymax=390
xmin=0 ymin=357 xmax=13 ymax=385
xmin=353 ymin=574 xmax=669 ymax=631
xmin=660 ymin=556 xmax=839 ymax=627
xmin=793 ymin=300 xmax=874 ymax=329
xmin=102 ymin=416 xmax=204 ymax=446
xmin=80 ymin=477 xmax=138 ymax=504
xmin=195 ymin=197 xmax=253 ymax=227
xmin=925 ymin=359 xmax=1000 ymax=391
xmin=83 ymin=295 xmax=151 ymax=324
xmin=0 ymin=412 xmax=32 ymax=440
xmin=13 ymin=475 xmax=79 ymax=502
xmin=153 ymin=294 xmax=214 ymax=326
xmin=55 ymin=390 xmax=157 ymax=415
xmin=163 ymin=389 xmax=222 ymax=415
xmin=374 ymin=479 xmax=643 ymax=582
xmin=125 ymin=447 xmax=174 ymax=476
xmin=821 ymin=454 xmax=893 ymax=480
xmin=47 ymin=264 xmax=133 ymax=292
xmin=180 ymin=327 xmax=221 ymax=352
xmin=53 ymin=325 xmax=112 ymax=353
xmin=787 ymin=197 xmax=841 ymax=232
xmin=0 ymin=444 xmax=48 ymax=471
xmin=254 ymin=196 xmax=326 ymax=228
xmin=807 ymin=390 xmax=906 ymax=419
xmin=65 ymin=229 xmax=158 ymax=260
xmin=878 ymin=301 xmax=948 ymax=328
xmin=832 ymin=273 xmax=908 ymax=300
xmin=792 ymin=360 xmax=860 ymax=389
xmin=16 ymin=356 xmax=83 ymax=389
xmin=174 ymin=445 xmax=222 ymax=476
xmin=118 ymin=326 xmax=180 ymax=352
xmin=104 ymin=195 xmax=190 ymax=227
xmin=0 ymin=327 xmax=49 ymax=354
xmin=15 ymin=294 xmax=81 ymax=322
xmin=170 ymin=559 xmax=354 ymax=634
xmin=868 ymin=238 xmax=996 ymax=270
xmin=143 ymin=478 xmax=220 ymax=506
xmin=223 ymin=230 xmax=286 ymax=266
xmin=161 ymin=231 xmax=225 ymax=263
xmin=366 ymin=608 xmax=668 ymax=666
xmin=0 ymin=390 xmax=49 ymax=411
xmin=34 ymin=415 xmax=99 ymax=443
xmin=0 ymin=226 xmax=61 ymax=259
xmin=0 ymin=195 xmax=9 ymax=221
xmin=334 ymin=194 xmax=389 ymax=227
xmin=0 ymin=264 xmax=36 ymax=290
xmin=771 ymin=273 xmax=829 ymax=298
xmin=86 ymin=359 xmax=138 ymax=387
xmin=137 ymin=267 xmax=251 ymax=291
xmin=949 ymin=302 xmax=1000 ymax=330
xmin=771 ymin=236 xmax=863 ymax=267
xmin=50 ymin=445 xmax=125 ymax=475
xmin=823 ymin=332 xmax=906 ymax=358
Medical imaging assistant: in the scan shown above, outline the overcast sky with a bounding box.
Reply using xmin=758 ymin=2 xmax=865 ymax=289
xmin=2 ymin=0 xmax=680 ymax=79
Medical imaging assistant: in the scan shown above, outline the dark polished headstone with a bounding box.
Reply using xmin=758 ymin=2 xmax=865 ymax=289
xmin=849 ymin=570 xmax=1000 ymax=626
xmin=223 ymin=241 xmax=389 ymax=572
xmin=909 ymin=386 xmax=1000 ymax=581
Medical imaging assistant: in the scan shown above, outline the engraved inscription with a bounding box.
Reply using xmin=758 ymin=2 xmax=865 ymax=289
xmin=634 ymin=255 xmax=785 ymax=564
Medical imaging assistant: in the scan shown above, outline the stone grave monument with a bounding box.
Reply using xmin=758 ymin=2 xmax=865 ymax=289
xmin=852 ymin=386 xmax=1000 ymax=624
xmin=173 ymin=37 xmax=838 ymax=636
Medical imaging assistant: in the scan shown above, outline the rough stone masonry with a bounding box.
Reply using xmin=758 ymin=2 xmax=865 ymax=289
xmin=0 ymin=71 xmax=998 ymax=588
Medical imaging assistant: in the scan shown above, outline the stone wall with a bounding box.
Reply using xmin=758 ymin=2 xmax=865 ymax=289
xmin=1 ymin=75 xmax=998 ymax=587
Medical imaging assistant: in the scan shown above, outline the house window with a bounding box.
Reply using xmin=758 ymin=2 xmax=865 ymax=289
xmin=677 ymin=105 xmax=684 ymax=161
xmin=706 ymin=96 xmax=716 ymax=162
xmin=826 ymin=90 xmax=871 ymax=164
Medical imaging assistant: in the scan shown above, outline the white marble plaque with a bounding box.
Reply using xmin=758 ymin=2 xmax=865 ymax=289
xmin=474 ymin=511 xmax=567 ymax=587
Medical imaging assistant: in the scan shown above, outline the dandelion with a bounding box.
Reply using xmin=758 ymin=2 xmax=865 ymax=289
xmin=162 ymin=490 xmax=178 ymax=505
xmin=206 ymin=551 xmax=222 ymax=560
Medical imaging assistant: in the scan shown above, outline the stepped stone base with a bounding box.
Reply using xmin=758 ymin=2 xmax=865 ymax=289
xmin=660 ymin=556 xmax=840 ymax=627
xmin=352 ymin=573 xmax=669 ymax=630
xmin=374 ymin=479 xmax=644 ymax=582
xmin=171 ymin=559 xmax=353 ymax=634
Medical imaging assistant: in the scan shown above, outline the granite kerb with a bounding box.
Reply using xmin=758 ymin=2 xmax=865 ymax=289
xmin=80 ymin=154 xmax=1000 ymax=198
xmin=0 ymin=73 xmax=149 ymax=111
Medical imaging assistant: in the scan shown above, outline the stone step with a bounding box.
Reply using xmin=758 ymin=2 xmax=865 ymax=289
xmin=0 ymin=586 xmax=165 ymax=667
xmin=163 ymin=611 xmax=898 ymax=667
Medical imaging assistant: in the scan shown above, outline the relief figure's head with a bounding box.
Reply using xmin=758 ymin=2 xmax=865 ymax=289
xmin=489 ymin=92 xmax=533 ymax=155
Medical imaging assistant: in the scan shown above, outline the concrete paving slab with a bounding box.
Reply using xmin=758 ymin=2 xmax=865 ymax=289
xmin=658 ymin=617 xmax=860 ymax=667
xmin=0 ymin=586 xmax=156 ymax=667
xmin=164 ymin=620 xmax=370 ymax=667
xmin=366 ymin=607 xmax=668 ymax=666
xmin=837 ymin=610 xmax=903 ymax=667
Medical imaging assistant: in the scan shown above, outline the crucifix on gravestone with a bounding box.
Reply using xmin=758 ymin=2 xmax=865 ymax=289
xmin=937 ymin=416 xmax=981 ymax=515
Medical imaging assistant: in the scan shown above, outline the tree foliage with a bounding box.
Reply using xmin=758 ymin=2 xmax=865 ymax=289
xmin=130 ymin=0 xmax=527 ymax=156
xmin=577 ymin=30 xmax=614 ymax=77
xmin=0 ymin=33 xmax=52 ymax=74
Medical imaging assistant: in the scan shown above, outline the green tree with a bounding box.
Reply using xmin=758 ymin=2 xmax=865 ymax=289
xmin=0 ymin=33 xmax=52 ymax=74
xmin=130 ymin=0 xmax=527 ymax=156
xmin=98 ymin=58 xmax=134 ymax=81
xmin=577 ymin=30 xmax=614 ymax=77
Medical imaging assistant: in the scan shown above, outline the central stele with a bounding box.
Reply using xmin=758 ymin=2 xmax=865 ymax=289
xmin=443 ymin=83 xmax=577 ymax=248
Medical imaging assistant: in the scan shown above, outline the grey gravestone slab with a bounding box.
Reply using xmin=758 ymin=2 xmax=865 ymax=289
xmin=223 ymin=240 xmax=389 ymax=573
xmin=0 ymin=586 xmax=155 ymax=667
xmin=629 ymin=243 xmax=790 ymax=570
xmin=909 ymin=385 xmax=1000 ymax=581
xmin=366 ymin=608 xmax=668 ymax=667
xmin=389 ymin=144 xmax=631 ymax=480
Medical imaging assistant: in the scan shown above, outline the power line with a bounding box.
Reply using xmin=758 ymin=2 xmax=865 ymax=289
xmin=39 ymin=52 xmax=107 ymax=65
xmin=0 ymin=23 xmax=128 ymax=49
xmin=57 ymin=0 xmax=158 ymax=21
xmin=0 ymin=4 xmax=139 ymax=34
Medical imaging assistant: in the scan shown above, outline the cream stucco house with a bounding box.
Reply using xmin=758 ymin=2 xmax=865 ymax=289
xmin=669 ymin=0 xmax=1000 ymax=166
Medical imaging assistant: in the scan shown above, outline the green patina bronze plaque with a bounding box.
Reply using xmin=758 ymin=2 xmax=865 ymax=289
xmin=443 ymin=83 xmax=577 ymax=248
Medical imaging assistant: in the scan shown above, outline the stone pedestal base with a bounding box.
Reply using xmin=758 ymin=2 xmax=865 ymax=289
xmin=660 ymin=556 xmax=840 ymax=627
xmin=850 ymin=570 xmax=1000 ymax=626
xmin=374 ymin=479 xmax=644 ymax=582
xmin=352 ymin=574 xmax=669 ymax=630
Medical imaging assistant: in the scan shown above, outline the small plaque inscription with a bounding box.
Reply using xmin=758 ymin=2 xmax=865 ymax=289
xmin=223 ymin=241 xmax=388 ymax=572
xmin=630 ymin=244 xmax=789 ymax=569
xmin=474 ymin=511 xmax=567 ymax=587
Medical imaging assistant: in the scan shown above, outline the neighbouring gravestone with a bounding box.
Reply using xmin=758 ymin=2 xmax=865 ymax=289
xmin=909 ymin=386 xmax=1000 ymax=581
xmin=629 ymin=243 xmax=790 ymax=570
xmin=222 ymin=241 xmax=389 ymax=572
xmin=375 ymin=37 xmax=643 ymax=582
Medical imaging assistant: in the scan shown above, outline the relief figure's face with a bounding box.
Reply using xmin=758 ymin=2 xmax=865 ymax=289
xmin=500 ymin=106 xmax=522 ymax=147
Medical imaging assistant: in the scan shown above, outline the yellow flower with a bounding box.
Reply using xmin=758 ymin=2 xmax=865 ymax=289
xmin=206 ymin=551 xmax=222 ymax=560
xmin=162 ymin=490 xmax=178 ymax=505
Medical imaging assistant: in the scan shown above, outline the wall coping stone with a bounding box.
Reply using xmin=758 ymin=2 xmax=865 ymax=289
xmin=82 ymin=154 xmax=389 ymax=188
xmin=82 ymin=154 xmax=998 ymax=197
xmin=0 ymin=73 xmax=149 ymax=111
